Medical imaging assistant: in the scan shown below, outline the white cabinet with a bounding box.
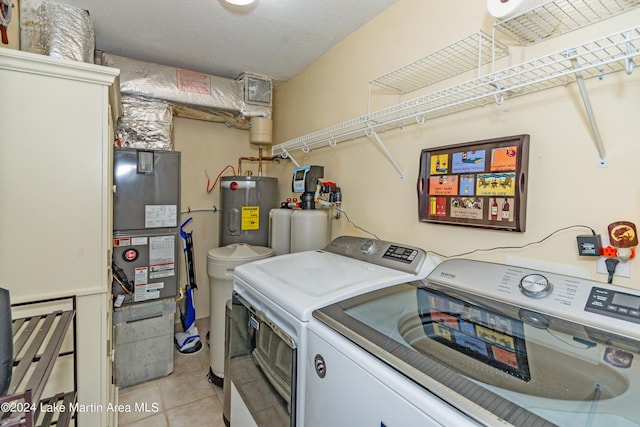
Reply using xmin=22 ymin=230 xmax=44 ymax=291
xmin=0 ymin=47 xmax=119 ymax=427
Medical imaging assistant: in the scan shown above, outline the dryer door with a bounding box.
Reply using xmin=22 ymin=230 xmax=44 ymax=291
xmin=228 ymin=292 xmax=296 ymax=427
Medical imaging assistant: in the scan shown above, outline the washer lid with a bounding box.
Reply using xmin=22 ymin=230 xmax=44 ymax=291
xmin=208 ymin=243 xmax=274 ymax=262
xmin=234 ymin=250 xmax=424 ymax=321
xmin=314 ymin=280 xmax=640 ymax=427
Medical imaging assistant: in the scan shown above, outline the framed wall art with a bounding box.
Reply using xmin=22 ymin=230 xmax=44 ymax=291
xmin=417 ymin=134 xmax=529 ymax=232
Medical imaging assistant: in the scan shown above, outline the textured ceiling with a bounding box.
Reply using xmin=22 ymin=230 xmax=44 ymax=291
xmin=47 ymin=0 xmax=398 ymax=83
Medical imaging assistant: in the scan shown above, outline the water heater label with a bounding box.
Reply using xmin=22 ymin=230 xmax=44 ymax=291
xmin=241 ymin=206 xmax=260 ymax=230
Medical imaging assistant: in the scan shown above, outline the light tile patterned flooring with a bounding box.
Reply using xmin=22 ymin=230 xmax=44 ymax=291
xmin=118 ymin=317 xmax=225 ymax=427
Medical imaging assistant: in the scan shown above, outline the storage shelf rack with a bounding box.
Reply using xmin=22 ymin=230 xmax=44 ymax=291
xmin=369 ymin=31 xmax=510 ymax=95
xmin=0 ymin=297 xmax=77 ymax=427
xmin=271 ymin=0 xmax=640 ymax=177
xmin=494 ymin=0 xmax=640 ymax=45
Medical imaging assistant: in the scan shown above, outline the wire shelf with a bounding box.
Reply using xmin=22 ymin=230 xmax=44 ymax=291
xmin=494 ymin=0 xmax=640 ymax=45
xmin=272 ymin=25 xmax=639 ymax=158
xmin=369 ymin=31 xmax=511 ymax=94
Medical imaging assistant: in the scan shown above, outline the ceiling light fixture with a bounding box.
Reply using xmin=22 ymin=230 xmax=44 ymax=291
xmin=224 ymin=0 xmax=256 ymax=5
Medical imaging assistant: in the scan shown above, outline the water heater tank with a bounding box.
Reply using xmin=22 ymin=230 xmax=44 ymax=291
xmin=220 ymin=176 xmax=278 ymax=247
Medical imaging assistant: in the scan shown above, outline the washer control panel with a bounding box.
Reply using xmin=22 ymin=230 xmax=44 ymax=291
xmin=585 ymin=287 xmax=640 ymax=324
xmin=324 ymin=236 xmax=427 ymax=275
xmin=426 ymin=258 xmax=640 ymax=339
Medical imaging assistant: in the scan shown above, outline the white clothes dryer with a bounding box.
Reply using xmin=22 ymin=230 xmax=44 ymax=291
xmin=225 ymin=235 xmax=440 ymax=426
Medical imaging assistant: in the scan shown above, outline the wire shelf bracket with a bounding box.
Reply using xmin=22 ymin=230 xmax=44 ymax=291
xmin=365 ymin=123 xmax=405 ymax=180
xmin=567 ymin=48 xmax=608 ymax=163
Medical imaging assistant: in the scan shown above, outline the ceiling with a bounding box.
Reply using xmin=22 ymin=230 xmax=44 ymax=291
xmin=47 ymin=0 xmax=398 ymax=84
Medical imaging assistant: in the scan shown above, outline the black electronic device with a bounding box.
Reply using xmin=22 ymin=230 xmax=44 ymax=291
xmin=577 ymin=234 xmax=602 ymax=256
xmin=292 ymin=165 xmax=324 ymax=209
xmin=0 ymin=287 xmax=13 ymax=395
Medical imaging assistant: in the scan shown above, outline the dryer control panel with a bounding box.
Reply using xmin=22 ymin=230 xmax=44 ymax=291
xmin=323 ymin=236 xmax=427 ymax=275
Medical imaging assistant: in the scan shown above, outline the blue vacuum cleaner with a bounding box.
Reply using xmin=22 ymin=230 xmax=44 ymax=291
xmin=175 ymin=217 xmax=203 ymax=354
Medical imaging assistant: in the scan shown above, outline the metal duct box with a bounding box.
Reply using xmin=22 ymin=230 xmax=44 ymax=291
xmin=113 ymin=298 xmax=175 ymax=388
xmin=238 ymin=72 xmax=272 ymax=107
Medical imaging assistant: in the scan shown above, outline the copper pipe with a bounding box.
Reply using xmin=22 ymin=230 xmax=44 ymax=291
xmin=237 ymin=153 xmax=284 ymax=175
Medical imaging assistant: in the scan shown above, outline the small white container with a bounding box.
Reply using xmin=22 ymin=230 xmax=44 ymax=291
xmin=290 ymin=210 xmax=329 ymax=253
xmin=269 ymin=208 xmax=293 ymax=256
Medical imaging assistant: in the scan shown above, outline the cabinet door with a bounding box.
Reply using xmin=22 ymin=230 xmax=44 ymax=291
xmin=0 ymin=50 xmax=119 ymax=427
xmin=0 ymin=54 xmax=114 ymax=300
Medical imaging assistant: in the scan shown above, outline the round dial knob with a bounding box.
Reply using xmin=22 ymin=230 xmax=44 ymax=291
xmin=519 ymin=274 xmax=552 ymax=298
xmin=360 ymin=239 xmax=376 ymax=255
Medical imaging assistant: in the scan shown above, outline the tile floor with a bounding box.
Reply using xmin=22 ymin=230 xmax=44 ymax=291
xmin=118 ymin=317 xmax=225 ymax=427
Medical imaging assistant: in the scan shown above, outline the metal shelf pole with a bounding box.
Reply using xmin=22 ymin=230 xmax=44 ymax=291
xmin=569 ymin=50 xmax=607 ymax=163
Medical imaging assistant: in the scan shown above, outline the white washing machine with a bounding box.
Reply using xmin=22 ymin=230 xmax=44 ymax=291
xmin=225 ymin=235 xmax=440 ymax=426
xmin=308 ymin=258 xmax=640 ymax=426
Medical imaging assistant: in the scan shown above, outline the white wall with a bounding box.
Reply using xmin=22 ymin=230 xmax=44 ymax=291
xmin=271 ymin=0 xmax=640 ymax=288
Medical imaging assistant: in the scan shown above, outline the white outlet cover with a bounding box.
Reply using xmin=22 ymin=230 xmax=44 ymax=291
xmin=597 ymin=256 xmax=630 ymax=277
xmin=596 ymin=234 xmax=631 ymax=278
